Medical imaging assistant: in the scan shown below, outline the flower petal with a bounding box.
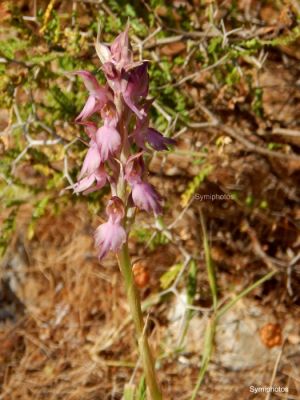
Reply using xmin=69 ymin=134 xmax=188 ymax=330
xmin=123 ymin=95 xmax=145 ymax=120
xmin=95 ymin=220 xmax=126 ymax=259
xmin=110 ymin=25 xmax=132 ymax=68
xmin=125 ymin=152 xmax=144 ymax=185
xmin=132 ymin=182 xmax=162 ymax=215
xmin=122 ymin=63 xmax=149 ymax=119
xmin=96 ymin=125 xmax=121 ymax=161
xmin=106 ymin=196 xmax=125 ymax=223
xmin=77 ymin=121 xmax=98 ymax=141
xmin=76 ymin=95 xmax=97 ymax=122
xmin=73 ymin=70 xmax=102 ymax=95
xmin=78 ymin=142 xmax=101 ymax=180
xmin=95 ymin=42 xmax=111 ymax=65
xmin=80 ymin=166 xmax=107 ymax=194
xmin=146 ymin=128 xmax=176 ymax=151
xmin=74 ymin=174 xmax=96 ymax=193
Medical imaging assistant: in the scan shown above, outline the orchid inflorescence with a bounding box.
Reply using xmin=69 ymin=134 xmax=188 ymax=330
xmin=71 ymin=26 xmax=175 ymax=260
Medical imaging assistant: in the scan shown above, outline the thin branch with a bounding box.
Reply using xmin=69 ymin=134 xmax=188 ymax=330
xmin=220 ymin=126 xmax=300 ymax=161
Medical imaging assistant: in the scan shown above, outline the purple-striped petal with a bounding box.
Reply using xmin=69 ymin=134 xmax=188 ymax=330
xmin=122 ymin=63 xmax=149 ymax=119
xmin=110 ymin=25 xmax=132 ymax=68
xmin=132 ymin=182 xmax=162 ymax=215
xmin=96 ymin=125 xmax=121 ymax=161
xmin=95 ymin=219 xmax=126 ymax=259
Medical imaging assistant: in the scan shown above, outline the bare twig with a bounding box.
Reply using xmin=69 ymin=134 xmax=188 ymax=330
xmin=220 ymin=126 xmax=300 ymax=161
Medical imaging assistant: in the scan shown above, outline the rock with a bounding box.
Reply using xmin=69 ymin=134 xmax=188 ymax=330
xmin=166 ymin=295 xmax=299 ymax=371
xmin=215 ymin=301 xmax=280 ymax=370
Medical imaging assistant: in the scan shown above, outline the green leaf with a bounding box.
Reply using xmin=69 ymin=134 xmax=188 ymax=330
xmin=27 ymin=196 xmax=50 ymax=240
xmin=0 ymin=208 xmax=18 ymax=258
xmin=123 ymin=384 xmax=135 ymax=400
xmin=187 ymin=259 xmax=197 ymax=303
xmin=0 ymin=38 xmax=29 ymax=59
xmin=160 ymin=263 xmax=183 ymax=290
xmin=136 ymin=376 xmax=146 ymax=400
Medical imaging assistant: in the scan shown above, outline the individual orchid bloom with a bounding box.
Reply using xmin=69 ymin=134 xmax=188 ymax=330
xmin=73 ymin=70 xmax=111 ymax=122
xmin=96 ymin=25 xmax=149 ymax=120
xmin=125 ymin=154 xmax=162 ymax=214
xmin=122 ymin=62 xmax=149 ymax=119
xmin=132 ymin=120 xmax=175 ymax=151
xmin=110 ymin=27 xmax=133 ymax=69
xmin=130 ymin=100 xmax=175 ymax=150
xmin=94 ymin=197 xmax=126 ymax=259
xmin=103 ymin=63 xmax=149 ymax=119
xmin=96 ymin=25 xmax=141 ymax=72
xmin=100 ymin=101 xmax=119 ymax=128
xmin=78 ymin=141 xmax=101 ymax=180
xmin=78 ymin=120 xmax=98 ymax=141
xmin=74 ymin=165 xmax=107 ymax=194
xmin=124 ymin=152 xmax=144 ymax=185
xmin=101 ymin=62 xmax=123 ymax=94
xmin=132 ymin=181 xmax=162 ymax=215
xmin=96 ymin=123 xmax=121 ymax=161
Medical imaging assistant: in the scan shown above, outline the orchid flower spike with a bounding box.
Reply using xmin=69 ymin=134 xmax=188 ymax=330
xmin=71 ymin=25 xmax=174 ymax=259
xmin=71 ymin=26 xmax=166 ymax=399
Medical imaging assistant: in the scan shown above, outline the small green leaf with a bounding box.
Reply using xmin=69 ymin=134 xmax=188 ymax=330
xmin=27 ymin=196 xmax=50 ymax=240
xmin=123 ymin=384 xmax=135 ymax=400
xmin=187 ymin=259 xmax=197 ymax=302
xmin=136 ymin=376 xmax=146 ymax=400
xmin=160 ymin=263 xmax=183 ymax=290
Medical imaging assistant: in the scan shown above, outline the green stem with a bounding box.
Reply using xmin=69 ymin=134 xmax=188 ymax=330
xmin=117 ymin=243 xmax=163 ymax=400
xmin=216 ymin=269 xmax=277 ymax=319
xmin=190 ymin=269 xmax=277 ymax=399
xmin=190 ymin=317 xmax=216 ymax=400
xmin=200 ymin=210 xmax=218 ymax=311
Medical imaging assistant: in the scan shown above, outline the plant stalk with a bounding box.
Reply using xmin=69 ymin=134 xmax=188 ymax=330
xmin=117 ymin=243 xmax=163 ymax=400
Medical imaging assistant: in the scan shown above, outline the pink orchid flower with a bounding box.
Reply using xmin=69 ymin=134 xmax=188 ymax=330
xmin=96 ymin=124 xmax=121 ymax=161
xmin=125 ymin=153 xmax=162 ymax=214
xmin=73 ymin=70 xmax=111 ymax=122
xmin=131 ymin=103 xmax=176 ymax=150
xmin=74 ymin=164 xmax=107 ymax=194
xmin=94 ymin=197 xmax=126 ymax=259
xmin=95 ymin=25 xmax=135 ymax=71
